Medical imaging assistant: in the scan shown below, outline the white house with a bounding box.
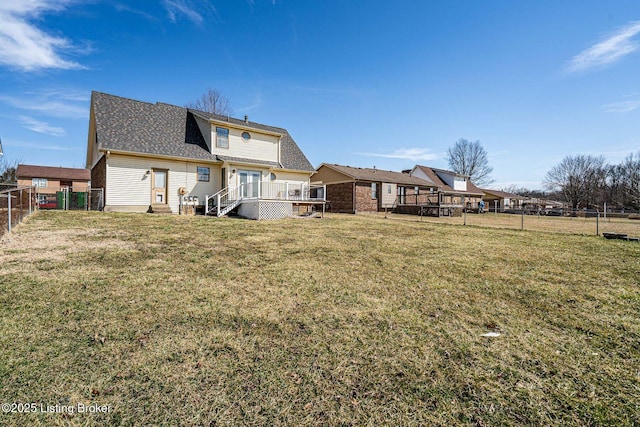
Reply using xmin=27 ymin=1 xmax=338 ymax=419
xmin=86 ymin=92 xmax=322 ymax=219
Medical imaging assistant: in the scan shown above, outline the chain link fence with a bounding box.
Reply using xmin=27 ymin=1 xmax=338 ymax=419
xmin=0 ymin=185 xmax=38 ymax=236
xmin=36 ymin=188 xmax=104 ymax=211
xmin=2 ymin=187 xmax=104 ymax=236
xmin=377 ymin=207 xmax=640 ymax=238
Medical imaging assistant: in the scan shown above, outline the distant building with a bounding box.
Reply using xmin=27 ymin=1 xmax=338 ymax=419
xmin=312 ymin=163 xmax=437 ymax=213
xmin=17 ymin=164 xmax=91 ymax=194
xmin=481 ymin=189 xmax=524 ymax=212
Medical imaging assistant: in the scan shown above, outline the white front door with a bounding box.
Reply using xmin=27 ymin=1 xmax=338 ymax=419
xmin=239 ymin=170 xmax=261 ymax=198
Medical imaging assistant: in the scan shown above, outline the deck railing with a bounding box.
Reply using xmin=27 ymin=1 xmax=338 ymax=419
xmin=206 ymin=182 xmax=326 ymax=216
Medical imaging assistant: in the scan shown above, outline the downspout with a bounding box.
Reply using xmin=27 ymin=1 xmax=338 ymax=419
xmin=353 ymin=181 xmax=356 ymax=214
xmin=277 ymin=136 xmax=282 ymax=167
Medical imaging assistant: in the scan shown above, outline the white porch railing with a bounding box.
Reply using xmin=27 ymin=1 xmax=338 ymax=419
xmin=206 ymin=183 xmax=326 ymax=217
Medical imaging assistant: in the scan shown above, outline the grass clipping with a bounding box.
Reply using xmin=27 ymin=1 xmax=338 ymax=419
xmin=1 ymin=210 xmax=639 ymax=426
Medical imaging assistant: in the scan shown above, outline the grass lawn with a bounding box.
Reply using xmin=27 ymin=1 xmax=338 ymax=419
xmin=382 ymin=211 xmax=640 ymax=237
xmin=1 ymin=210 xmax=639 ymax=426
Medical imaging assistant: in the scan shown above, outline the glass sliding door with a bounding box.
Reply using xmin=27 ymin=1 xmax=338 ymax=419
xmin=239 ymin=170 xmax=261 ymax=198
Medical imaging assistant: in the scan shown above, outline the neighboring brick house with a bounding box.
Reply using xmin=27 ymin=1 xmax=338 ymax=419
xmin=408 ymin=165 xmax=485 ymax=216
xmin=481 ymin=188 xmax=524 ymax=212
xmin=312 ymin=164 xmax=437 ymax=213
xmin=17 ymin=164 xmax=90 ymax=194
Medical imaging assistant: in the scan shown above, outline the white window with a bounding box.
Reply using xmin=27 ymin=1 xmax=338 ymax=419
xmin=216 ymin=127 xmax=229 ymax=148
xmin=197 ymin=167 xmax=210 ymax=182
xmin=32 ymin=178 xmax=47 ymax=188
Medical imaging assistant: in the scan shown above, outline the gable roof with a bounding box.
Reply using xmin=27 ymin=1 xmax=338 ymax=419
xmin=412 ymin=165 xmax=484 ymax=196
xmin=189 ymin=110 xmax=314 ymax=172
xmin=17 ymin=164 xmax=90 ymax=181
xmin=91 ymin=91 xmax=314 ymax=172
xmin=481 ymin=188 xmax=523 ymax=199
xmin=317 ymin=164 xmax=437 ymax=187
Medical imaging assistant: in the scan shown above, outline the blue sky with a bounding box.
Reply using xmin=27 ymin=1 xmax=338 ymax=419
xmin=0 ymin=1 xmax=639 ymax=189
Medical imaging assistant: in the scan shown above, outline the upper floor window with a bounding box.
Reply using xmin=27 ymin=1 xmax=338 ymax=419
xmin=371 ymin=183 xmax=378 ymax=199
xmin=32 ymin=178 xmax=47 ymax=188
xmin=197 ymin=167 xmax=210 ymax=182
xmin=241 ymin=131 xmax=251 ymax=141
xmin=216 ymin=127 xmax=229 ymax=148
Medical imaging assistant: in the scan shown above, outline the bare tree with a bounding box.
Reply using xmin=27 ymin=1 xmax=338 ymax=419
xmin=543 ymin=154 xmax=606 ymax=209
xmin=609 ymin=151 xmax=640 ymax=209
xmin=445 ymin=139 xmax=493 ymax=186
xmin=185 ymin=88 xmax=232 ymax=116
xmin=0 ymin=157 xmax=19 ymax=189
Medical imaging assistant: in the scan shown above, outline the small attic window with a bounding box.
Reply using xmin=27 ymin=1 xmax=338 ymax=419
xmin=241 ymin=131 xmax=251 ymax=141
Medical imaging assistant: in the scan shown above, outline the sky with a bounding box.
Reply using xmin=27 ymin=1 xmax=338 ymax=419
xmin=0 ymin=0 xmax=639 ymax=190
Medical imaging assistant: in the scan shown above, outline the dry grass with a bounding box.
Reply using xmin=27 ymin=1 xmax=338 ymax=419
xmin=381 ymin=211 xmax=640 ymax=237
xmin=1 ymin=210 xmax=639 ymax=426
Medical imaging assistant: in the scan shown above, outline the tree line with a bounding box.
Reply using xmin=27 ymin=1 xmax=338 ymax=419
xmin=506 ymin=153 xmax=639 ymax=211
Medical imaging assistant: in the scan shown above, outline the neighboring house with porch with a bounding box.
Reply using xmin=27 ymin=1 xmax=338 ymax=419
xmin=87 ymin=91 xmax=321 ymax=219
xmin=407 ymin=165 xmax=484 ymax=216
xmin=311 ymin=164 xmax=437 ymax=213
xmin=481 ymin=189 xmax=524 ymax=212
xmin=16 ymin=164 xmax=91 ymax=207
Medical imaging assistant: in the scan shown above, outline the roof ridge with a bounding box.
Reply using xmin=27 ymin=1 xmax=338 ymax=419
xmin=92 ymin=91 xmax=160 ymax=108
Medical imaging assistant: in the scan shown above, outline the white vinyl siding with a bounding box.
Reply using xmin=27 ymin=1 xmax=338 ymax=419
xmin=381 ymin=182 xmax=396 ymax=207
xmin=105 ymin=154 xmax=219 ymax=212
xmin=211 ymin=127 xmax=279 ymax=163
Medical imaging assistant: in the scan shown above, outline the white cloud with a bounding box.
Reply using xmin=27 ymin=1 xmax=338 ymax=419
xmin=567 ymin=21 xmax=640 ymax=73
xmin=602 ymin=99 xmax=640 ymax=113
xmin=163 ymin=0 xmax=218 ymax=25
xmin=115 ymin=3 xmax=158 ymax=22
xmin=0 ymin=1 xmax=86 ymax=72
xmin=236 ymin=93 xmax=264 ymax=113
xmin=0 ymin=92 xmax=87 ymax=119
xmin=358 ymin=148 xmax=439 ymax=161
xmin=19 ymin=115 xmax=66 ymax=136
xmin=4 ymin=139 xmax=72 ymax=151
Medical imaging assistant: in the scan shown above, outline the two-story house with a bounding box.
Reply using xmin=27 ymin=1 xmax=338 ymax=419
xmin=16 ymin=164 xmax=91 ymax=208
xmin=87 ymin=92 xmax=321 ymax=219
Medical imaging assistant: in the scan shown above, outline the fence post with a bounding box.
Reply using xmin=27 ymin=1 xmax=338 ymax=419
xmin=596 ymin=210 xmax=599 ymax=236
xmin=7 ymin=190 xmax=11 ymax=233
xmin=521 ymin=209 xmax=524 ymax=231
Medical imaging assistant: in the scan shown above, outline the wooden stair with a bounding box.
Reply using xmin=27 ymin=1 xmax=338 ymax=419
xmin=149 ymin=204 xmax=173 ymax=214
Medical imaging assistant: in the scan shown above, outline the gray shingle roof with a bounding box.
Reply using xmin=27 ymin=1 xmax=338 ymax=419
xmin=413 ymin=165 xmax=484 ymax=196
xmin=17 ymin=164 xmax=90 ymax=181
xmin=189 ymin=109 xmax=314 ymax=172
xmin=92 ymin=92 xmax=314 ymax=172
xmin=320 ymin=164 xmax=437 ymax=187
